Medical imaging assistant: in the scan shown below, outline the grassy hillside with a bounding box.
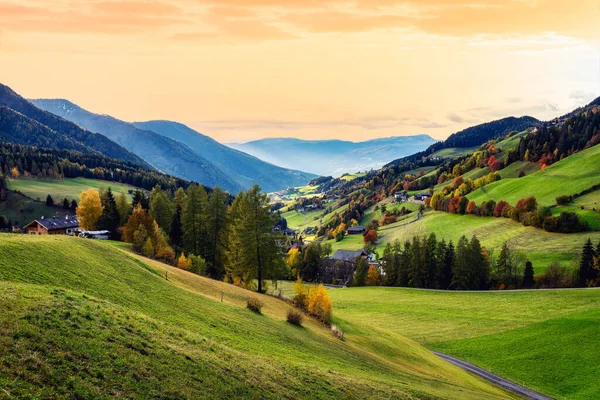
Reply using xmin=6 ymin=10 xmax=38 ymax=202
xmin=468 ymin=143 xmax=600 ymax=206
xmin=8 ymin=177 xmax=137 ymax=202
xmin=329 ymin=286 xmax=600 ymax=399
xmin=0 ymin=234 xmax=515 ymax=399
xmin=0 ymin=191 xmax=65 ymax=227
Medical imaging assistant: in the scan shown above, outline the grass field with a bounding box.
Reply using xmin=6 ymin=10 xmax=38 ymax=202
xmin=429 ymin=146 xmax=480 ymax=159
xmin=329 ymin=286 xmax=600 ymax=399
xmin=0 ymin=191 xmax=66 ymax=227
xmin=8 ymin=177 xmax=138 ymax=202
xmin=0 ymin=234 xmax=515 ymax=399
xmin=467 ymin=143 xmax=600 ymax=207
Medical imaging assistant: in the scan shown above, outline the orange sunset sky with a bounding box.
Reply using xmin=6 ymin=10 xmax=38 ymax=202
xmin=1 ymin=0 xmax=599 ymax=142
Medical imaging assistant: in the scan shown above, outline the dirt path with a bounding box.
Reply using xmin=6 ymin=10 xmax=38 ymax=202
xmin=432 ymin=351 xmax=554 ymax=400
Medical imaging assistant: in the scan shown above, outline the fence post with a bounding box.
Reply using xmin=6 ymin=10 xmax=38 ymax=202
xmin=165 ymin=271 xmax=168 ymax=281
xmin=221 ymin=292 xmax=224 ymax=302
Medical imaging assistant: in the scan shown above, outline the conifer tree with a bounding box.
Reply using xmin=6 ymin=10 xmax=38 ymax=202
xmin=98 ymin=187 xmax=121 ymax=238
xmin=204 ymin=187 xmax=229 ymax=279
xmin=62 ymin=198 xmax=70 ymax=210
xmin=579 ymin=239 xmax=596 ymax=287
xmin=149 ymin=186 xmax=174 ymax=236
xmin=45 ymin=194 xmax=54 ymax=207
xmin=226 ymin=185 xmax=285 ymax=293
xmin=116 ymin=192 xmax=131 ymax=225
xmin=170 ymin=203 xmax=183 ymax=249
xmin=182 ymin=184 xmax=208 ymax=257
xmin=523 ymin=261 xmax=534 ymax=288
xmin=353 ymin=258 xmax=368 ymax=287
xmin=451 ymin=236 xmax=470 ymax=290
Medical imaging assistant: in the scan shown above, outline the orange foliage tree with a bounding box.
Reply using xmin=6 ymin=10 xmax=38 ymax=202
xmin=363 ymin=229 xmax=378 ymax=244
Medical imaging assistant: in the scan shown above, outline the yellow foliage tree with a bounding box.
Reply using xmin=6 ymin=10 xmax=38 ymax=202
xmin=177 ymin=253 xmax=192 ymax=270
xmin=10 ymin=167 xmax=19 ymax=178
xmin=76 ymin=189 xmax=104 ymax=230
xmin=286 ymin=248 xmax=302 ymax=277
xmin=307 ymin=284 xmax=332 ymax=323
xmin=366 ymin=265 xmax=380 ymax=286
xmin=292 ymin=277 xmax=308 ymax=310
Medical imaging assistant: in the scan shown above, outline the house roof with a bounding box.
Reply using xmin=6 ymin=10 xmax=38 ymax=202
xmin=25 ymin=216 xmax=79 ymax=230
xmin=330 ymin=249 xmax=367 ymax=262
xmin=347 ymin=225 xmax=366 ymax=232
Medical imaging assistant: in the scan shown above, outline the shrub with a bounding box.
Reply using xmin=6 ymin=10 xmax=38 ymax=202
xmin=307 ymin=284 xmax=332 ymax=323
xmin=556 ymin=195 xmax=572 ymax=205
xmin=286 ymin=309 xmax=303 ymax=326
xmin=246 ymin=297 xmax=264 ymax=314
xmin=292 ymin=278 xmax=308 ymax=310
xmin=518 ymin=170 xmax=526 ymax=178
xmin=516 ymin=196 xmax=537 ymax=213
xmin=493 ymin=200 xmax=510 ymax=217
xmin=363 ymin=229 xmax=378 ymax=244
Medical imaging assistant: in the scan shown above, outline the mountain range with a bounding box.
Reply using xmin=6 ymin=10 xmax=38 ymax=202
xmin=227 ymin=135 xmax=438 ymax=176
xmin=30 ymin=99 xmax=316 ymax=192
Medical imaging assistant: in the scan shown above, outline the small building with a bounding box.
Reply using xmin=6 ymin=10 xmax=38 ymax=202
xmin=77 ymin=230 xmax=110 ymax=240
xmin=24 ymin=215 xmax=79 ymax=235
xmin=394 ymin=192 xmax=409 ymax=202
xmin=347 ymin=225 xmax=366 ymax=235
xmin=330 ymin=249 xmax=367 ymax=262
xmin=413 ymin=193 xmax=432 ymax=203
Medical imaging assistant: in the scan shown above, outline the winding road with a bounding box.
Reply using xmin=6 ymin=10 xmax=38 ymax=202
xmin=432 ymin=351 xmax=554 ymax=400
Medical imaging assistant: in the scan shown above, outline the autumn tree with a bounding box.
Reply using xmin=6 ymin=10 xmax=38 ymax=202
xmin=76 ymin=189 xmax=104 ymax=230
xmin=286 ymin=248 xmax=303 ymax=278
xmin=307 ymin=284 xmax=332 ymax=323
xmin=364 ymin=229 xmax=378 ymax=244
xmin=366 ymin=265 xmax=380 ymax=286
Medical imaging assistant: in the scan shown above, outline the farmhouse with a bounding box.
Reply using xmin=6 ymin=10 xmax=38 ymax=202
xmin=347 ymin=225 xmax=366 ymax=235
xmin=413 ymin=193 xmax=432 ymax=203
xmin=330 ymin=249 xmax=367 ymax=262
xmin=394 ymin=192 xmax=409 ymax=202
xmin=24 ymin=215 xmax=79 ymax=235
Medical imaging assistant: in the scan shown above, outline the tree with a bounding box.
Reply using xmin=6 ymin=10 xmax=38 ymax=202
xmin=70 ymin=199 xmax=78 ymax=211
xmin=307 ymin=284 xmax=332 ymax=323
xmin=226 ymin=185 xmax=285 ymax=293
xmin=76 ymin=189 xmax=104 ymax=230
xmin=466 ymin=200 xmax=477 ymax=215
xmin=149 ymin=186 xmax=174 ymax=236
xmin=451 ymin=236 xmax=471 ymax=290
xmin=98 ymin=187 xmax=121 ymax=239
xmin=116 ymin=192 xmax=131 ymax=225
xmin=132 ymin=190 xmax=149 ymax=210
xmin=366 ymin=265 xmax=380 ymax=286
xmin=204 ymin=187 xmax=229 ymax=279
xmin=182 ymin=184 xmax=208 ymax=257
xmin=10 ymin=167 xmax=19 ymax=178
xmin=122 ymin=205 xmax=155 ymax=244
xmin=352 ymin=258 xmax=368 ymax=286
xmin=45 ymin=194 xmax=54 ymax=207
xmin=579 ymin=238 xmax=596 ymax=287
xmin=177 ymin=253 xmax=192 ymax=270
xmin=441 ymin=241 xmax=454 ymax=289
xmin=286 ymin=248 xmax=303 ymax=278
xmin=364 ymin=229 xmax=378 ymax=244
xmin=523 ymin=261 xmax=534 ymax=288
xmin=62 ymin=198 xmax=70 ymax=210
xmin=170 ymin=203 xmax=183 ymax=249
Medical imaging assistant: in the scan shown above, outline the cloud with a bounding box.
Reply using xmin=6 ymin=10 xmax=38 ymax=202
xmin=447 ymin=112 xmax=464 ymax=123
xmin=569 ymin=90 xmax=597 ymax=103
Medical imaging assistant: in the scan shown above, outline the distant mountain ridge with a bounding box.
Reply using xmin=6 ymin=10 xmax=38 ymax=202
xmin=31 ymin=99 xmax=243 ymax=192
xmin=227 ymin=135 xmax=437 ymax=176
xmin=0 ymin=84 xmax=147 ymax=167
xmin=133 ymin=120 xmax=317 ymax=192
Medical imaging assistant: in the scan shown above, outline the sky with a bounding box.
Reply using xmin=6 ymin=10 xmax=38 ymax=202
xmin=1 ymin=0 xmax=599 ymax=143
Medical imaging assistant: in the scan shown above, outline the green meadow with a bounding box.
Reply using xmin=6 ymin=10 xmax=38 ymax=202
xmin=0 ymin=234 xmax=515 ymax=399
xmin=329 ymin=286 xmax=600 ymax=400
xmin=8 ymin=177 xmax=137 ymax=202
xmin=468 ymin=143 xmax=600 ymax=207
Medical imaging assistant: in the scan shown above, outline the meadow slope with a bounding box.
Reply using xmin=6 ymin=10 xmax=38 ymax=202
xmin=329 ymin=286 xmax=600 ymax=400
xmin=0 ymin=234 xmax=516 ymax=399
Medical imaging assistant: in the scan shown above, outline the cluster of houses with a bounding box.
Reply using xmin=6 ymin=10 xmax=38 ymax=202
xmin=322 ymin=249 xmax=380 ymax=286
xmin=393 ymin=191 xmax=431 ymax=204
xmin=23 ymin=215 xmax=109 ymax=239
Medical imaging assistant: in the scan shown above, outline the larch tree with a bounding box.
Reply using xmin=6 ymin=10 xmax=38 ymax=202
xmin=226 ymin=185 xmax=285 ymax=293
xmin=182 ymin=184 xmax=208 ymax=257
xmin=116 ymin=192 xmax=131 ymax=225
xmin=204 ymin=187 xmax=229 ymax=279
xmin=149 ymin=186 xmax=174 ymax=236
xmin=76 ymin=189 xmax=104 ymax=231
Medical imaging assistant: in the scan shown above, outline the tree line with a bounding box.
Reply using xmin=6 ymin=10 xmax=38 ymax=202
xmin=75 ymin=183 xmax=286 ymax=293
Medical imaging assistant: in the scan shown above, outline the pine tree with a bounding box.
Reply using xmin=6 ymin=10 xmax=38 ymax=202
xmin=97 ymin=187 xmax=120 ymax=239
xmin=170 ymin=204 xmax=183 ymax=249
xmin=226 ymin=185 xmax=285 ymax=293
xmin=132 ymin=190 xmax=149 ymax=210
xmin=116 ymin=192 xmax=131 ymax=225
xmin=451 ymin=236 xmax=470 ymax=290
xmin=62 ymin=198 xmax=69 ymax=210
xmin=45 ymin=194 xmax=54 ymax=207
xmin=149 ymin=186 xmax=174 ymax=236
xmin=523 ymin=261 xmax=534 ymax=288
xmin=204 ymin=187 xmax=229 ymax=279
xmin=579 ymin=239 xmax=595 ymax=287
xmin=470 ymin=236 xmax=489 ymax=290
xmin=441 ymin=240 xmax=454 ymax=289
xmin=182 ymin=184 xmax=208 ymax=257
xmin=70 ymin=199 xmax=78 ymax=211
xmin=353 ymin=258 xmax=368 ymax=287
xmin=382 ymin=243 xmax=398 ymax=286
